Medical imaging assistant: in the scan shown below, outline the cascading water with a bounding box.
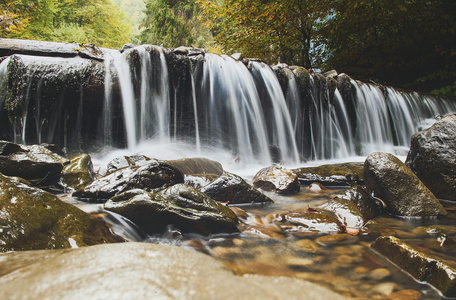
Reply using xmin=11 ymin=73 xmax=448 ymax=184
xmin=0 ymin=45 xmax=455 ymax=168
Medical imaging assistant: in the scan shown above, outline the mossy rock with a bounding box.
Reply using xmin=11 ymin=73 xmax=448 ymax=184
xmin=371 ymin=236 xmax=456 ymax=297
xmin=165 ymin=157 xmax=223 ymax=176
xmin=253 ymin=165 xmax=300 ymax=194
xmin=104 ymin=184 xmax=239 ymax=236
xmin=280 ymin=211 xmax=345 ymax=233
xmin=0 ymin=143 xmax=67 ymax=185
xmin=73 ymin=160 xmax=184 ymax=201
xmin=60 ymin=153 xmax=95 ymax=190
xmin=0 ymin=173 xmax=120 ymax=252
xmin=364 ymin=152 xmax=447 ymax=217
xmin=293 ymin=162 xmax=364 ymax=186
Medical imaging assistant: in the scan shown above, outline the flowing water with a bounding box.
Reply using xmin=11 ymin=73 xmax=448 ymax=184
xmin=2 ymin=46 xmax=456 ymax=299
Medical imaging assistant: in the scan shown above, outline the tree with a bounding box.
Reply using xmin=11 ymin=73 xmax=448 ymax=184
xmin=138 ymin=0 xmax=213 ymax=48
xmin=323 ymin=0 xmax=456 ymax=96
xmin=0 ymin=0 xmax=132 ymax=49
xmin=198 ymin=0 xmax=334 ymax=68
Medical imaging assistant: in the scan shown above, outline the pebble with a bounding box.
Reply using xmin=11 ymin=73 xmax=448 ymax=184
xmin=387 ymin=289 xmax=421 ymax=300
xmin=368 ymin=268 xmax=391 ymax=281
xmin=315 ymin=233 xmax=359 ymax=246
xmin=293 ymin=239 xmax=320 ymax=254
xmin=372 ymin=282 xmax=397 ymax=296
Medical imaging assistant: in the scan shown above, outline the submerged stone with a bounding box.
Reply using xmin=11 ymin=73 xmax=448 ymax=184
xmin=104 ymin=184 xmax=239 ymax=236
xmin=201 ymin=172 xmax=273 ymax=205
xmin=294 ymin=162 xmax=364 ymax=186
xmin=0 ymin=142 xmax=67 ymax=185
xmin=406 ymin=114 xmax=456 ymax=201
xmin=364 ymin=152 xmax=447 ymax=217
xmin=253 ymin=165 xmax=300 ymax=194
xmin=371 ymin=236 xmax=456 ymax=298
xmin=60 ymin=153 xmax=95 ymax=190
xmin=0 ymin=173 xmax=120 ymax=251
xmin=73 ymin=160 xmax=184 ymax=201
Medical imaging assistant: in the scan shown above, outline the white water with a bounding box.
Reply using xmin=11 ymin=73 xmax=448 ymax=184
xmin=1 ymin=47 xmax=456 ymax=173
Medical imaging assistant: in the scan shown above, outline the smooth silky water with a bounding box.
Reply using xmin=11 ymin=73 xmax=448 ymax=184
xmin=2 ymin=46 xmax=456 ymax=299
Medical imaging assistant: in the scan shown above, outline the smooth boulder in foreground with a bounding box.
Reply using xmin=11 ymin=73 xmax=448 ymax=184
xmin=0 ymin=242 xmax=348 ymax=300
xmin=406 ymin=113 xmax=456 ymax=201
xmin=253 ymin=165 xmax=300 ymax=194
xmin=364 ymin=152 xmax=447 ymax=217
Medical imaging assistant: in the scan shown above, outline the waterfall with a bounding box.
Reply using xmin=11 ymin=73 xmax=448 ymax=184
xmin=1 ymin=45 xmax=455 ymax=166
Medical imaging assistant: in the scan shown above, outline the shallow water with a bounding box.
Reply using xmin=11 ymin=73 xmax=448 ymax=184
xmin=65 ymin=186 xmax=456 ymax=299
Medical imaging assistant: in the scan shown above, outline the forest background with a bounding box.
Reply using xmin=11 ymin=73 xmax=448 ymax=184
xmin=0 ymin=0 xmax=455 ymax=97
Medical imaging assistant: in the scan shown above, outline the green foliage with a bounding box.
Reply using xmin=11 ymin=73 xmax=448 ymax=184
xmin=323 ymin=0 xmax=456 ymax=95
xmin=110 ymin=0 xmax=145 ymax=37
xmin=138 ymin=0 xmax=213 ymax=48
xmin=0 ymin=0 xmax=132 ymax=49
xmin=198 ymin=0 xmax=335 ymax=68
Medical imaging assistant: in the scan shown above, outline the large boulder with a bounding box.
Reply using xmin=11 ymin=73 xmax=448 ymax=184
xmin=73 ymin=160 xmax=184 ymax=201
xmin=371 ymin=236 xmax=456 ymax=298
xmin=293 ymin=162 xmax=364 ymax=186
xmin=105 ymin=154 xmax=152 ymax=174
xmin=0 ymin=173 xmax=120 ymax=252
xmin=104 ymin=184 xmax=239 ymax=236
xmin=0 ymin=243 xmax=348 ymax=300
xmin=60 ymin=153 xmax=96 ymax=190
xmin=364 ymin=152 xmax=447 ymax=217
xmin=406 ymin=114 xmax=456 ymax=201
xmin=0 ymin=141 xmax=68 ymax=185
xmin=253 ymin=165 xmax=300 ymax=194
xmin=200 ymin=172 xmax=273 ymax=205
xmin=166 ymin=157 xmax=224 ymax=175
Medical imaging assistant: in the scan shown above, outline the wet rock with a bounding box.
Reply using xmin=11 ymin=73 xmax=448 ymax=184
xmin=305 ymin=182 xmax=328 ymax=191
xmin=104 ymin=184 xmax=239 ymax=236
xmin=106 ymin=154 xmax=151 ymax=174
xmin=253 ymin=165 xmax=300 ymax=194
xmin=0 ymin=173 xmax=120 ymax=252
xmin=242 ymin=226 xmax=287 ymax=240
xmin=73 ymin=160 xmax=184 ymax=201
xmin=368 ymin=268 xmax=391 ymax=281
xmin=293 ymin=239 xmax=321 ymax=254
xmin=371 ymin=236 xmax=456 ymax=297
xmin=200 ymin=172 xmax=273 ymax=205
xmin=0 ymin=242 xmax=348 ymax=299
xmin=0 ymin=142 xmax=68 ymax=185
xmin=166 ymin=157 xmax=223 ymax=175
xmin=406 ymin=114 xmax=456 ymax=201
xmin=281 ymin=212 xmax=345 ymax=233
xmin=184 ymin=174 xmax=219 ymax=189
xmin=320 ymin=186 xmax=381 ymax=228
xmin=364 ymin=152 xmax=447 ymax=217
xmin=294 ymin=162 xmax=364 ymax=186
xmin=60 ymin=154 xmax=95 ymax=190
xmin=315 ymin=233 xmax=359 ymax=246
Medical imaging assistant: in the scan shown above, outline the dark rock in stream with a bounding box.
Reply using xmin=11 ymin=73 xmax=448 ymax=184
xmin=60 ymin=153 xmax=96 ymax=190
xmin=293 ymin=162 xmax=364 ymax=186
xmin=106 ymin=154 xmax=152 ymax=174
xmin=103 ymin=184 xmax=239 ymax=236
xmin=278 ymin=211 xmax=345 ymax=234
xmin=200 ymin=172 xmax=273 ymax=205
xmin=406 ymin=113 xmax=456 ymax=201
xmin=364 ymin=152 xmax=447 ymax=217
xmin=0 ymin=142 xmax=68 ymax=186
xmin=0 ymin=173 xmax=121 ymax=251
xmin=252 ymin=165 xmax=300 ymax=194
xmin=371 ymin=236 xmax=456 ymax=298
xmin=73 ymin=160 xmax=184 ymax=201
xmin=319 ymin=186 xmax=381 ymax=228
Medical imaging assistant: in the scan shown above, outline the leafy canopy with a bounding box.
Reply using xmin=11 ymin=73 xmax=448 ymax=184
xmin=0 ymin=0 xmax=132 ymax=49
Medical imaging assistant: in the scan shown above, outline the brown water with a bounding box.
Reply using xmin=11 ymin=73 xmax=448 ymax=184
xmin=68 ymin=187 xmax=455 ymax=299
